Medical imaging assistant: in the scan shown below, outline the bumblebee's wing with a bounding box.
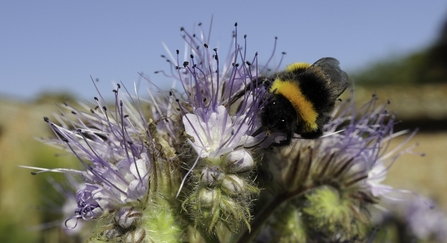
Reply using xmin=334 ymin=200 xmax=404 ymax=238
xmin=311 ymin=57 xmax=349 ymax=98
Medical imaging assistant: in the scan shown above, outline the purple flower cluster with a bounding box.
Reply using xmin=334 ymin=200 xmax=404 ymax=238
xmin=27 ymin=22 xmax=430 ymax=242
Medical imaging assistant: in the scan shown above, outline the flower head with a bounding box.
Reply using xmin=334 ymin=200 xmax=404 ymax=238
xmin=42 ymin=89 xmax=152 ymax=218
xmin=167 ymin=23 xmax=269 ymax=236
xmin=183 ymin=105 xmax=249 ymax=158
xmin=34 ymin=85 xmax=184 ymax=242
xmin=246 ymin=93 xmax=420 ymax=242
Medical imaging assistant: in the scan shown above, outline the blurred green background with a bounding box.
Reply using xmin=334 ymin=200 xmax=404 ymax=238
xmin=2 ymin=15 xmax=447 ymax=243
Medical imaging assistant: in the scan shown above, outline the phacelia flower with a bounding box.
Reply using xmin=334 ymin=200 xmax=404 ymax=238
xmin=239 ymin=93 xmax=421 ymax=243
xmin=26 ymin=22 xmax=427 ymax=243
xmin=170 ymin=23 xmax=268 ymax=237
xmin=31 ymin=85 xmax=185 ymax=242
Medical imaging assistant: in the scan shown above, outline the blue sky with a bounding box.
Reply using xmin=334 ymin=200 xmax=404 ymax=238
xmin=1 ymin=1 xmax=446 ymax=101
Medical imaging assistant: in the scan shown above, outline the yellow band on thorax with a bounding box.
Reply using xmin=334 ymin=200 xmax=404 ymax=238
xmin=269 ymin=80 xmax=318 ymax=131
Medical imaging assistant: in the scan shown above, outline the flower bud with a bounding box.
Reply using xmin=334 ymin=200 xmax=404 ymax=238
xmin=101 ymin=224 xmax=122 ymax=240
xmin=114 ymin=206 xmax=142 ymax=229
xmin=200 ymin=165 xmax=225 ymax=186
xmin=226 ymin=149 xmax=254 ymax=173
xmin=198 ymin=188 xmax=219 ymax=207
xmin=222 ymin=174 xmax=246 ymax=195
xmin=123 ymin=227 xmax=147 ymax=243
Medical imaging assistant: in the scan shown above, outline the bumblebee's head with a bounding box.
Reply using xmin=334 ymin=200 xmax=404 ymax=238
xmin=258 ymin=93 xmax=298 ymax=145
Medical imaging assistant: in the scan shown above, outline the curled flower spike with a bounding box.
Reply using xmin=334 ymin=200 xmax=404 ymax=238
xmin=32 ymin=84 xmax=184 ymax=242
xmin=41 ymin=86 xmax=152 ymax=218
xmin=169 ymin=23 xmax=272 ymax=237
xmin=239 ymin=92 xmax=422 ymax=243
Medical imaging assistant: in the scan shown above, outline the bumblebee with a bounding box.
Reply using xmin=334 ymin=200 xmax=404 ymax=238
xmin=236 ymin=57 xmax=349 ymax=145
